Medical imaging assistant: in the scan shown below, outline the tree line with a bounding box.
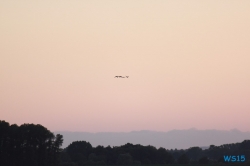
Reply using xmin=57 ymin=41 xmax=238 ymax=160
xmin=0 ymin=120 xmax=63 ymax=166
xmin=61 ymin=140 xmax=250 ymax=166
xmin=1 ymin=120 xmax=250 ymax=166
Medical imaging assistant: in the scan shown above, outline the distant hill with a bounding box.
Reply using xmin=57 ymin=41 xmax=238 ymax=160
xmin=55 ymin=129 xmax=250 ymax=149
xmin=200 ymin=146 xmax=209 ymax=150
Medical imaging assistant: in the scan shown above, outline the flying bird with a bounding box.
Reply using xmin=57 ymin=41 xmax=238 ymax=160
xmin=114 ymin=76 xmax=129 ymax=78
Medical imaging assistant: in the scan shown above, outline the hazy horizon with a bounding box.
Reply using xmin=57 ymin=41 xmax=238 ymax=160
xmin=55 ymin=129 xmax=250 ymax=149
xmin=53 ymin=128 xmax=249 ymax=133
xmin=1 ymin=0 xmax=250 ymax=132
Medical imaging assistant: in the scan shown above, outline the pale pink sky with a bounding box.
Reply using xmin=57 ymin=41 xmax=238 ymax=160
xmin=1 ymin=0 xmax=250 ymax=132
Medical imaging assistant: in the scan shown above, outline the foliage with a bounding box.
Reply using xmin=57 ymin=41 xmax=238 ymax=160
xmin=0 ymin=120 xmax=63 ymax=166
xmin=1 ymin=119 xmax=250 ymax=166
xmin=177 ymin=154 xmax=189 ymax=164
xmin=61 ymin=139 xmax=250 ymax=166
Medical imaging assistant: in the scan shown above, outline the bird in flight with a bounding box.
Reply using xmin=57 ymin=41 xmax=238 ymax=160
xmin=114 ymin=76 xmax=129 ymax=78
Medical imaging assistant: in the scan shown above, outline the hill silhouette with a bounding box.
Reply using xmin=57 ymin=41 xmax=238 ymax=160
xmin=55 ymin=129 xmax=250 ymax=149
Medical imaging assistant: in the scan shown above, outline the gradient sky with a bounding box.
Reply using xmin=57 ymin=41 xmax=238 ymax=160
xmin=1 ymin=0 xmax=250 ymax=132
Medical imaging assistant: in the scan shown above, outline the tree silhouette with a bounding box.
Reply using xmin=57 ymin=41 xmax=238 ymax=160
xmin=199 ymin=156 xmax=209 ymax=164
xmin=178 ymin=153 xmax=190 ymax=164
xmin=186 ymin=147 xmax=202 ymax=161
xmin=0 ymin=120 xmax=63 ymax=166
xmin=66 ymin=141 xmax=92 ymax=163
xmin=116 ymin=153 xmax=133 ymax=165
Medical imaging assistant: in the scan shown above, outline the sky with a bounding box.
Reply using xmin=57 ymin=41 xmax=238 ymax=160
xmin=1 ymin=0 xmax=250 ymax=132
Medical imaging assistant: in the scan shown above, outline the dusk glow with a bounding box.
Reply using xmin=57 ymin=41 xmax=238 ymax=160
xmin=1 ymin=0 xmax=250 ymax=132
